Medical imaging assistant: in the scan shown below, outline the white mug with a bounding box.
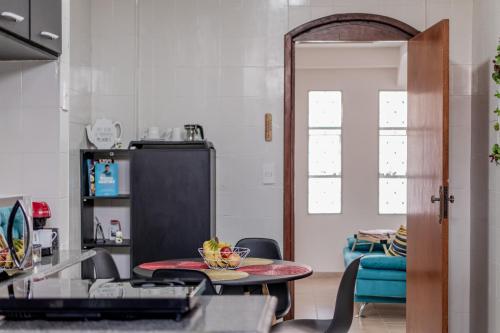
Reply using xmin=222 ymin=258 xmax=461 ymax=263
xmin=165 ymin=128 xmax=184 ymax=141
xmin=33 ymin=229 xmax=57 ymax=249
xmin=143 ymin=126 xmax=161 ymax=140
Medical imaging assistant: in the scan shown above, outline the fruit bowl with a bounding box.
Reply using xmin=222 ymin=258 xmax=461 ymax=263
xmin=198 ymin=247 xmax=250 ymax=270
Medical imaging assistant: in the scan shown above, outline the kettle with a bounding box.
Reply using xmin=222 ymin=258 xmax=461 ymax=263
xmin=0 ymin=198 xmax=32 ymax=273
xmin=184 ymin=124 xmax=204 ymax=141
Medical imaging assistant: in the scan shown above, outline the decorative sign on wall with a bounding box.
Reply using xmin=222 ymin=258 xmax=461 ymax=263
xmin=86 ymin=119 xmax=123 ymax=149
xmin=265 ymin=113 xmax=272 ymax=142
xmin=489 ymin=43 xmax=500 ymax=164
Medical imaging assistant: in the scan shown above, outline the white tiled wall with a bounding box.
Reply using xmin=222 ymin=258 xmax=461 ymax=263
xmin=68 ymin=0 xmax=92 ymax=252
xmin=84 ymin=0 xmax=475 ymax=326
xmin=0 ymin=59 xmax=69 ymax=247
xmin=472 ymin=0 xmax=500 ymax=332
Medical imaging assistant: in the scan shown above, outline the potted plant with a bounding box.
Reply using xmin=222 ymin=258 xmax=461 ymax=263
xmin=489 ymin=42 xmax=500 ymax=164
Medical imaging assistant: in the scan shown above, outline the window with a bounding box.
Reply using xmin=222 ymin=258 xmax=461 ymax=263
xmin=308 ymin=91 xmax=342 ymax=214
xmin=379 ymin=91 xmax=407 ymax=214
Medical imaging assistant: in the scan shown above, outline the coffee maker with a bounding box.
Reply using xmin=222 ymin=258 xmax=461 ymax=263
xmin=32 ymin=202 xmax=56 ymax=256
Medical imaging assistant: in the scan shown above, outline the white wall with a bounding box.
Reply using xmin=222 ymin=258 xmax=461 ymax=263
xmin=472 ymin=0 xmax=500 ymax=332
xmin=0 ymin=60 xmax=68 ymax=247
xmin=295 ymin=66 xmax=406 ymax=272
xmin=81 ymin=0 xmax=474 ymax=328
xmin=68 ymin=0 xmax=92 ymax=252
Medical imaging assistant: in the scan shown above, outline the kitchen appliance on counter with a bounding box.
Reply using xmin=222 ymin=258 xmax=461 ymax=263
xmin=32 ymin=201 xmax=51 ymax=229
xmin=184 ymin=124 xmax=204 ymax=141
xmin=32 ymin=201 xmax=57 ymax=256
xmin=0 ymin=196 xmax=33 ymax=280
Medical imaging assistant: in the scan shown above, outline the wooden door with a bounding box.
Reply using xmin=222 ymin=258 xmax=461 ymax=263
xmin=407 ymin=20 xmax=449 ymax=333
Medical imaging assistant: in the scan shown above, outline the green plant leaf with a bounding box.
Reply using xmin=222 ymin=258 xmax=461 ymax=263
xmin=496 ymin=91 xmax=500 ymax=99
xmin=495 ymin=107 xmax=500 ymax=115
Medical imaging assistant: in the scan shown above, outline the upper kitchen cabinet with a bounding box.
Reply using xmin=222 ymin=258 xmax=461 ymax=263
xmin=0 ymin=0 xmax=30 ymax=39
xmin=0 ymin=0 xmax=60 ymax=60
xmin=30 ymin=0 xmax=61 ymax=54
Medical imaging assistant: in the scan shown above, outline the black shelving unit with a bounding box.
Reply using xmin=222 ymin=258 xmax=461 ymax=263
xmin=80 ymin=149 xmax=131 ymax=277
xmin=82 ymin=194 xmax=130 ymax=201
xmin=82 ymin=239 xmax=131 ymax=249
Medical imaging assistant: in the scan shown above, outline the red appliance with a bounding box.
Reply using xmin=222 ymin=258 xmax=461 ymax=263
xmin=32 ymin=201 xmax=51 ymax=230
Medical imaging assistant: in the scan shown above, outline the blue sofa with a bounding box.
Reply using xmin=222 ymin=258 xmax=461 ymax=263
xmin=343 ymin=236 xmax=406 ymax=309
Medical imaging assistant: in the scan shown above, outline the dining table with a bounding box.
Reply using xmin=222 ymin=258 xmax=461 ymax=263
xmin=133 ymin=257 xmax=313 ymax=289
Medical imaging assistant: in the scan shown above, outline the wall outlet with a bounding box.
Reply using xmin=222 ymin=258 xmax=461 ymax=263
xmin=262 ymin=163 xmax=275 ymax=184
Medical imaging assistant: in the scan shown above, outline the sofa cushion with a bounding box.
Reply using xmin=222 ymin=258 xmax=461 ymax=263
xmin=387 ymin=225 xmax=407 ymax=257
xmin=346 ymin=236 xmax=385 ymax=252
xmin=356 ymin=279 xmax=406 ymax=298
xmin=361 ymin=255 xmax=406 ymax=271
xmin=357 ymin=267 xmax=406 ymax=281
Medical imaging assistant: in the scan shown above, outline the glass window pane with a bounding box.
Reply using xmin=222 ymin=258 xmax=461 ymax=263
xmin=309 ymin=178 xmax=341 ymax=214
xmin=309 ymin=91 xmax=342 ymax=127
xmin=309 ymin=129 xmax=341 ymax=176
xmin=379 ymin=178 xmax=407 ymax=214
xmin=379 ymin=130 xmax=407 ymax=177
xmin=379 ymin=91 xmax=407 ymax=128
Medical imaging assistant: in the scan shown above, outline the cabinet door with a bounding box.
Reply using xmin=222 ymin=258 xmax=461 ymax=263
xmin=30 ymin=0 xmax=61 ymax=54
xmin=0 ymin=0 xmax=29 ymax=39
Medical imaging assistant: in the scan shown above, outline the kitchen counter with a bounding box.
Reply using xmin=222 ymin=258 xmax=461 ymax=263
xmin=0 ymin=295 xmax=277 ymax=333
xmin=0 ymin=250 xmax=96 ymax=288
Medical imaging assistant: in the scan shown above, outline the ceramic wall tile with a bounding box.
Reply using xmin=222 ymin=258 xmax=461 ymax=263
xmin=21 ymin=107 xmax=60 ymax=153
xmin=450 ymin=1 xmax=472 ymax=65
xmin=288 ymin=6 xmax=312 ymax=30
xmin=451 ymin=64 xmax=473 ymax=96
xmin=0 ymin=107 xmax=22 ymax=153
xmin=450 ymin=95 xmax=471 ymax=127
xmin=21 ymin=62 xmax=59 ymax=108
xmin=0 ymin=62 xmax=22 ymax=109
xmin=0 ymin=153 xmax=23 ymax=196
xmin=289 ymin=0 xmax=310 ymax=6
xmin=310 ymin=0 xmax=332 ymax=6
xmin=22 ymin=153 xmax=61 ymax=198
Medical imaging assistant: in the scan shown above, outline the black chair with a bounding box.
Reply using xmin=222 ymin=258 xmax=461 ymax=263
xmin=222 ymin=238 xmax=291 ymax=319
xmin=152 ymin=269 xmax=217 ymax=295
xmin=271 ymin=256 xmax=362 ymax=333
xmin=82 ymin=248 xmax=120 ymax=280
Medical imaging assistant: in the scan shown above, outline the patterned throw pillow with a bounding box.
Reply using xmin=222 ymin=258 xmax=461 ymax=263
xmin=387 ymin=225 xmax=407 ymax=257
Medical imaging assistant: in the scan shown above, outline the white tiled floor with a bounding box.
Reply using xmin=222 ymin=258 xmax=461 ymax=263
xmin=295 ymin=274 xmax=406 ymax=333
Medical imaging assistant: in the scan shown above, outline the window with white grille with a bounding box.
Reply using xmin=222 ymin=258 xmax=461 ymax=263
xmin=379 ymin=91 xmax=407 ymax=214
xmin=308 ymin=91 xmax=342 ymax=214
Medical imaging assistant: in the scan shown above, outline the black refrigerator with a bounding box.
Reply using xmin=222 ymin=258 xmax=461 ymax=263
xmin=130 ymin=142 xmax=216 ymax=273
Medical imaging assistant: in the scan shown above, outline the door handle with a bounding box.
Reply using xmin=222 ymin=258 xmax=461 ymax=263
xmin=40 ymin=31 xmax=59 ymax=40
xmin=431 ymin=186 xmax=454 ymax=223
xmin=431 ymin=195 xmax=440 ymax=203
xmin=1 ymin=12 xmax=25 ymax=23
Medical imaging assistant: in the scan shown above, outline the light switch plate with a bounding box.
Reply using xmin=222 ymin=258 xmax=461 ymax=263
xmin=262 ymin=163 xmax=275 ymax=185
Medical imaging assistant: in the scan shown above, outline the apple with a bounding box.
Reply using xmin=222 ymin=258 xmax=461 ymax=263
xmin=227 ymin=253 xmax=241 ymax=268
xmin=220 ymin=246 xmax=232 ymax=259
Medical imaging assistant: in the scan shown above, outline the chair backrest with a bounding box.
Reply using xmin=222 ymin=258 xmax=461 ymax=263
xmin=235 ymin=238 xmax=290 ymax=319
xmin=84 ymin=248 xmax=120 ymax=280
xmin=152 ymin=269 xmax=217 ymax=295
xmin=235 ymin=238 xmax=282 ymax=260
xmin=327 ymin=256 xmax=362 ymax=333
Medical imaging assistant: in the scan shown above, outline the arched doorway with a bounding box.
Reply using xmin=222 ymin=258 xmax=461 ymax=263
xmin=283 ymin=13 xmax=450 ymax=333
xmin=283 ymin=12 xmax=419 ymax=264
